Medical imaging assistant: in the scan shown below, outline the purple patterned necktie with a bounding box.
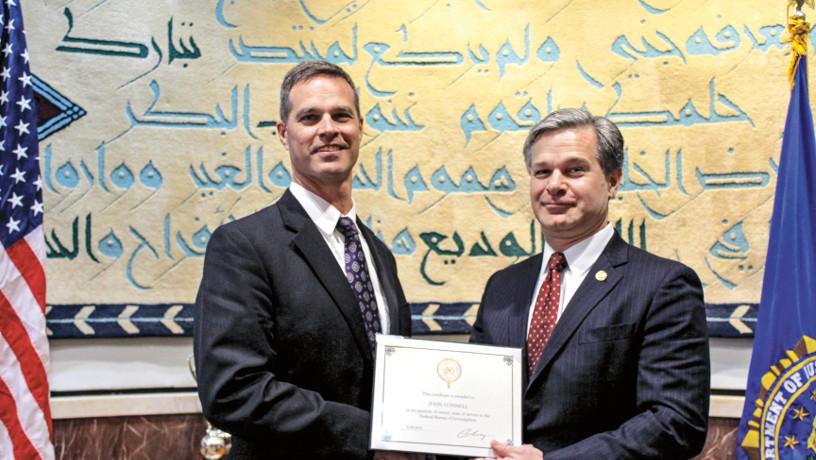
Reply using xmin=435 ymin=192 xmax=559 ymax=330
xmin=336 ymin=217 xmax=382 ymax=352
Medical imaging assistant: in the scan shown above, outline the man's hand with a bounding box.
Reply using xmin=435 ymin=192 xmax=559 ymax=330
xmin=475 ymin=440 xmax=544 ymax=460
xmin=373 ymin=451 xmax=425 ymax=460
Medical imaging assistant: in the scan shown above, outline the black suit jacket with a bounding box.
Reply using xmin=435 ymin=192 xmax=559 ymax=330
xmin=471 ymin=232 xmax=710 ymax=459
xmin=194 ymin=190 xmax=411 ymax=459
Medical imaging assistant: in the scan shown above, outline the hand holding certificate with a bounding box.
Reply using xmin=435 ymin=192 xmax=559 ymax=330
xmin=370 ymin=335 xmax=522 ymax=458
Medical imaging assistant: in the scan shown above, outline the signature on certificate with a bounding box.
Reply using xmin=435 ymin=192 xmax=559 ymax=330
xmin=457 ymin=428 xmax=488 ymax=441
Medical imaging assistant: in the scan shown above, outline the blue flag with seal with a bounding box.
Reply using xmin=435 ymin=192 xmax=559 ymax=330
xmin=737 ymin=11 xmax=816 ymax=460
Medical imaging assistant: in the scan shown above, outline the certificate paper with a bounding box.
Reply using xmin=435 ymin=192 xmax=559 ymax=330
xmin=370 ymin=335 xmax=522 ymax=458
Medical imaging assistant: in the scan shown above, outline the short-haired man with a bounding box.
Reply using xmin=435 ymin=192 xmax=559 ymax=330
xmin=471 ymin=108 xmax=710 ymax=459
xmin=194 ymin=61 xmax=414 ymax=459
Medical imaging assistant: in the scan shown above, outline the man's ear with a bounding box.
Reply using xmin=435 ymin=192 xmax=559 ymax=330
xmin=277 ymin=121 xmax=288 ymax=150
xmin=607 ymin=169 xmax=623 ymax=198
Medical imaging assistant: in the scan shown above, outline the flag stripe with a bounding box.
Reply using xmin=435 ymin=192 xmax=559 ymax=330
xmin=6 ymin=232 xmax=45 ymax=311
xmin=0 ymin=414 xmax=16 ymax=460
xmin=0 ymin=292 xmax=52 ymax=437
xmin=0 ymin=376 xmax=41 ymax=459
xmin=0 ymin=236 xmax=50 ymax=380
xmin=0 ymin=330 xmax=50 ymax=460
xmin=24 ymin=227 xmax=45 ymax=270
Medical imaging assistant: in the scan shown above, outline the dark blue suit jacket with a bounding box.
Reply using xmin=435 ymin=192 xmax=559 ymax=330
xmin=194 ymin=190 xmax=411 ymax=459
xmin=471 ymin=232 xmax=709 ymax=459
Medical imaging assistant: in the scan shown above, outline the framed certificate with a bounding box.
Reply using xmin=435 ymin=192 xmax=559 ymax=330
xmin=370 ymin=335 xmax=522 ymax=458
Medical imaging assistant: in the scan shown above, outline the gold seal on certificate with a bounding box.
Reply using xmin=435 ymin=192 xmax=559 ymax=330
xmin=370 ymin=335 xmax=522 ymax=458
xmin=437 ymin=358 xmax=462 ymax=388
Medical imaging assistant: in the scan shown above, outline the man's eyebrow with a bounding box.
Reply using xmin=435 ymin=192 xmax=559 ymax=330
xmin=532 ymin=155 xmax=591 ymax=165
xmin=293 ymin=105 xmax=355 ymax=117
xmin=333 ymin=105 xmax=356 ymax=114
xmin=293 ymin=106 xmax=319 ymax=116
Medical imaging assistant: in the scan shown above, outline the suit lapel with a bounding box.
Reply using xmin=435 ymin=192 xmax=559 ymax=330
xmin=510 ymin=255 xmax=543 ymax=350
xmin=358 ymin=222 xmax=401 ymax=334
xmin=527 ymin=233 xmax=629 ymax=390
xmin=277 ymin=190 xmax=374 ymax=364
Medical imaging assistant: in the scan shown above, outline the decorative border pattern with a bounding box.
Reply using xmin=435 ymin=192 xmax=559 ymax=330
xmin=46 ymin=304 xmax=192 ymax=338
xmin=45 ymin=302 xmax=757 ymax=339
xmin=32 ymin=74 xmax=87 ymax=140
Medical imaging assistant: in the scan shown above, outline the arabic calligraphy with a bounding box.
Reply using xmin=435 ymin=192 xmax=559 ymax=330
xmin=611 ymin=23 xmax=788 ymax=63
xmin=56 ymin=8 xmax=201 ymax=67
xmin=32 ymin=0 xmax=788 ymax=312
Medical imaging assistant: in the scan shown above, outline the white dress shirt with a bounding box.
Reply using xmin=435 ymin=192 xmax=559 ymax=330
xmin=526 ymin=224 xmax=614 ymax=336
xmin=289 ymin=182 xmax=390 ymax=333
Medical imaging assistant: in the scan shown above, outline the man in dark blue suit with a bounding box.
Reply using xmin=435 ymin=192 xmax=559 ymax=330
xmin=471 ymin=109 xmax=710 ymax=459
xmin=194 ymin=61 xmax=418 ymax=459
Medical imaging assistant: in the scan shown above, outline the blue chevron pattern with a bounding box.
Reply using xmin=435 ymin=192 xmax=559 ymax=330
xmin=46 ymin=302 xmax=758 ymax=339
xmin=46 ymin=304 xmax=192 ymax=338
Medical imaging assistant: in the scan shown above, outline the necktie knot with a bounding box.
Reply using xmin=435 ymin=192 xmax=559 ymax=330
xmin=548 ymin=252 xmax=567 ymax=273
xmin=336 ymin=216 xmax=358 ymax=239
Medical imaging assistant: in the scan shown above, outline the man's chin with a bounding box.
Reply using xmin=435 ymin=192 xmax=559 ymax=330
xmin=314 ymin=167 xmax=354 ymax=183
xmin=541 ymin=223 xmax=570 ymax=234
xmin=536 ymin=214 xmax=573 ymax=229
xmin=313 ymin=154 xmax=357 ymax=170
xmin=540 ymin=217 xmax=590 ymax=238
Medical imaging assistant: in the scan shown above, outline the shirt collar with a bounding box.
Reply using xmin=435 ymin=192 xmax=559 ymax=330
xmin=542 ymin=223 xmax=614 ymax=276
xmin=289 ymin=182 xmax=357 ymax=236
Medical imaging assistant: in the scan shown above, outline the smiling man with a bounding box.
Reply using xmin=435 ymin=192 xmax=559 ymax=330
xmin=471 ymin=108 xmax=710 ymax=459
xmin=194 ymin=61 xmax=414 ymax=459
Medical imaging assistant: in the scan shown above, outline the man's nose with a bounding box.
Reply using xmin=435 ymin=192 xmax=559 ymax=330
xmin=317 ymin=115 xmax=339 ymax=136
xmin=546 ymin=171 xmax=566 ymax=195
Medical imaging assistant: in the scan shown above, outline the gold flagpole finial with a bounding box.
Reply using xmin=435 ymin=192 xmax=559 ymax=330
xmin=784 ymin=0 xmax=814 ymax=90
xmin=789 ymin=0 xmax=815 ymax=17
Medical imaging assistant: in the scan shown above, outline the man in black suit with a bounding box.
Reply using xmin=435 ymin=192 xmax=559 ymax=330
xmin=194 ymin=61 xmax=416 ymax=459
xmin=471 ymin=108 xmax=710 ymax=459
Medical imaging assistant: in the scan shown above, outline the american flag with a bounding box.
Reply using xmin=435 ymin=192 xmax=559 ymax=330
xmin=0 ymin=1 xmax=54 ymax=459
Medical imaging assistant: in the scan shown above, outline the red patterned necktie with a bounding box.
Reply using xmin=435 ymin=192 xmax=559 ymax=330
xmin=527 ymin=252 xmax=567 ymax=374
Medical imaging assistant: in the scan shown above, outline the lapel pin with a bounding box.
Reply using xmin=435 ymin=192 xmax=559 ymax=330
xmin=595 ymin=270 xmax=608 ymax=281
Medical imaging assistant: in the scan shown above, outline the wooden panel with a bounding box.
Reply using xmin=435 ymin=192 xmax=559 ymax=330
xmin=54 ymin=415 xmax=207 ymax=460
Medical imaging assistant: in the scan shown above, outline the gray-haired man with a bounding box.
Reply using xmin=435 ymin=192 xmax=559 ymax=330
xmin=471 ymin=108 xmax=710 ymax=459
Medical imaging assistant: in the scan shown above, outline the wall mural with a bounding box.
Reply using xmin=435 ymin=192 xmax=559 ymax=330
xmin=25 ymin=0 xmax=805 ymax=338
